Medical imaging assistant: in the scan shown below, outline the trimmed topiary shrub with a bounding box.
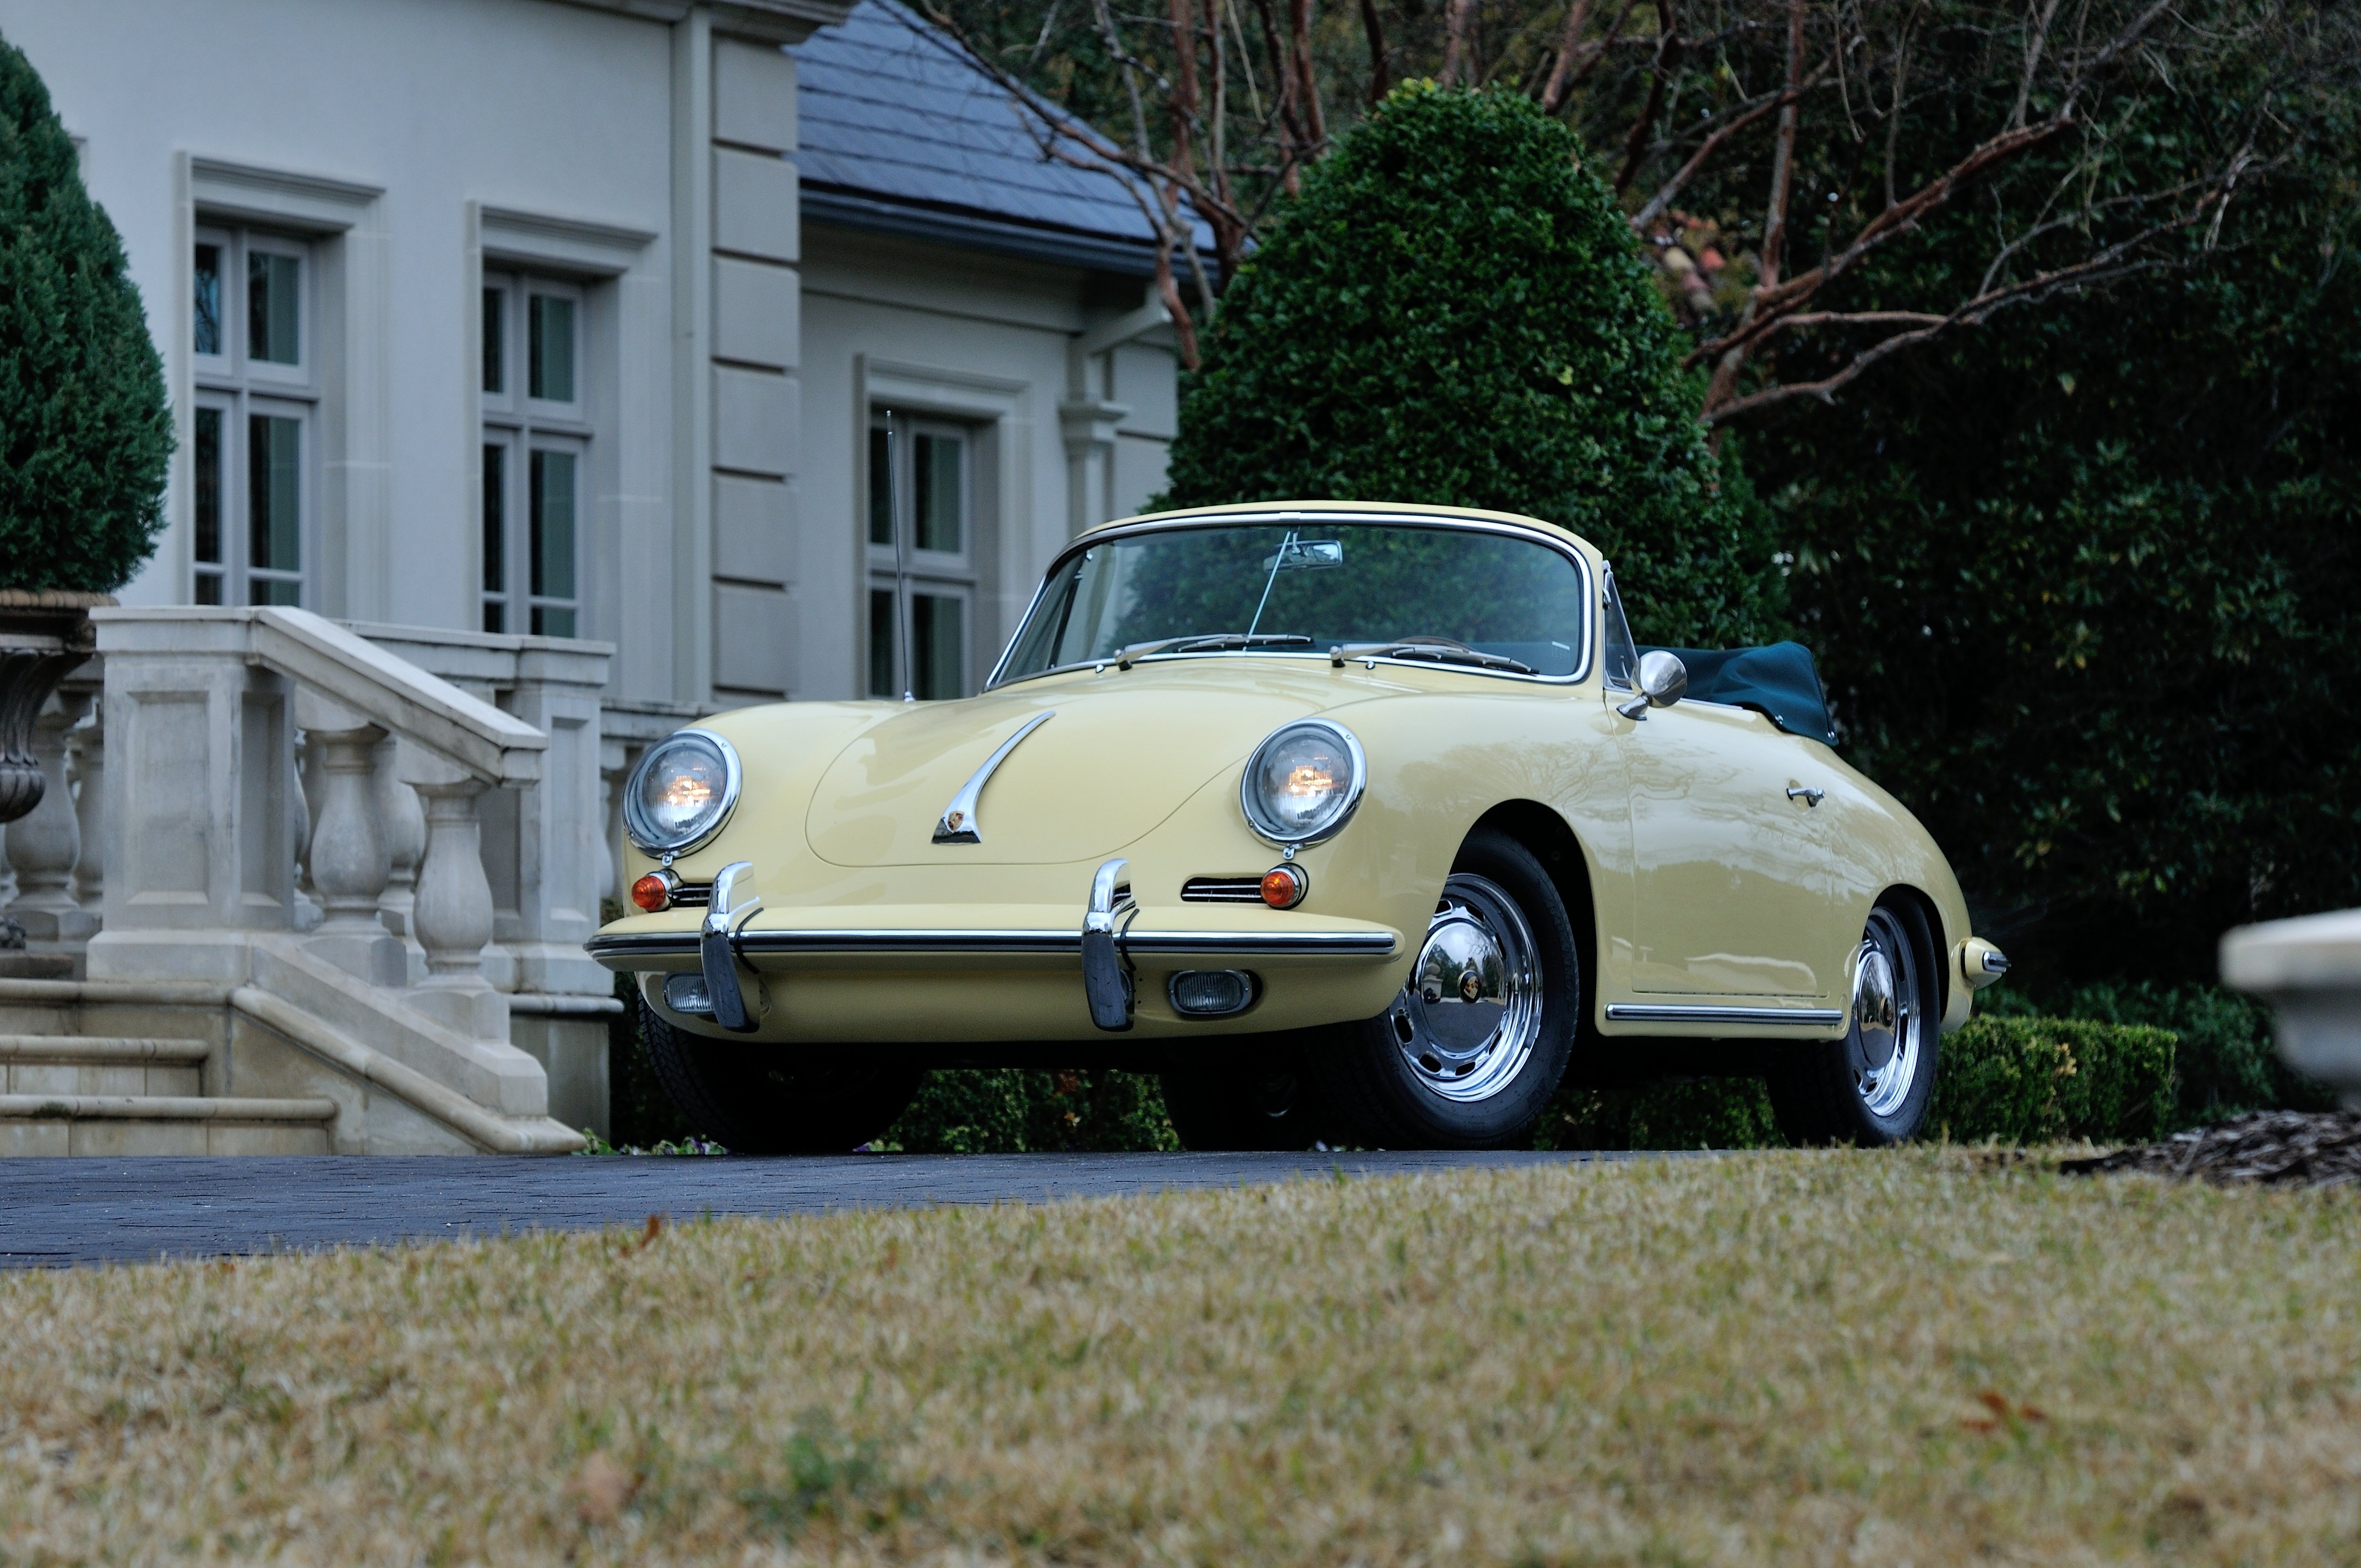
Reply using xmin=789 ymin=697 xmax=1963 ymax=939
xmin=1161 ymin=82 xmax=1775 ymax=647
xmin=1930 ymin=1017 xmax=2178 ymax=1146
xmin=0 ymin=30 xmax=171 ymax=594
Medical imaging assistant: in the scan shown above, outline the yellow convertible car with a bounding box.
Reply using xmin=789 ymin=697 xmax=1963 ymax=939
xmin=590 ymin=501 xmax=2008 ymax=1152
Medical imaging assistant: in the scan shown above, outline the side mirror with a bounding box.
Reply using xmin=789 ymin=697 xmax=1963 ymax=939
xmin=1616 ymin=650 xmax=1688 ymax=719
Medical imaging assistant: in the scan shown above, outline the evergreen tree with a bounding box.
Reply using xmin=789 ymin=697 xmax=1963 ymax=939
xmin=1161 ymin=83 xmax=1774 ymax=647
xmin=0 ymin=29 xmax=170 ymax=593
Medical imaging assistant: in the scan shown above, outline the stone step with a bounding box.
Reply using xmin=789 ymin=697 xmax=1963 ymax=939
xmin=0 ymin=1036 xmax=213 ymax=1099
xmin=0 ymin=1092 xmax=339 ymax=1157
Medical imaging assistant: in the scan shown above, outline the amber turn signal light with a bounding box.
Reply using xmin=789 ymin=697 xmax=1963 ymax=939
xmin=1259 ymin=864 xmax=1309 ymax=909
xmin=630 ymin=872 xmax=674 ymax=913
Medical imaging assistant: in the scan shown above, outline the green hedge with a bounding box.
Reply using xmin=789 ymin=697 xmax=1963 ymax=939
xmin=1928 ymin=1016 xmax=2178 ymax=1146
xmin=878 ymin=1069 xmax=1177 ymax=1154
xmin=1533 ymin=1016 xmax=2181 ymax=1150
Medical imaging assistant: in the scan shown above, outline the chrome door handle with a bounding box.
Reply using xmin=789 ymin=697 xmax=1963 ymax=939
xmin=1786 ymin=786 xmax=1825 ymax=808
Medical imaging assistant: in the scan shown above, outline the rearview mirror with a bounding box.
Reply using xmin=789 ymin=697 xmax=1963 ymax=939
xmin=1617 ymin=650 xmax=1688 ymax=719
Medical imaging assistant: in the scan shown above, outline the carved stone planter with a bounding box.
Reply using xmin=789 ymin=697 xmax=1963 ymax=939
xmin=2221 ymin=908 xmax=2361 ymax=1110
xmin=1 ymin=590 xmax=109 ymax=968
xmin=0 ymin=590 xmax=109 ymax=825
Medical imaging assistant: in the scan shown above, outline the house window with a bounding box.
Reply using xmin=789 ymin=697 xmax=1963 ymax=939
xmin=867 ymin=416 xmax=975 ymax=699
xmin=482 ymin=273 xmax=586 ymax=635
xmin=192 ymin=227 xmax=314 ymax=606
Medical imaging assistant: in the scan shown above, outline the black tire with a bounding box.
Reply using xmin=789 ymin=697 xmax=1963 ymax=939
xmin=1310 ymin=827 xmax=1579 ymax=1149
xmin=639 ymin=999 xmax=924 ymax=1154
xmin=1766 ymin=897 xmax=1941 ymax=1146
xmin=1159 ymin=1053 xmax=1325 ymax=1151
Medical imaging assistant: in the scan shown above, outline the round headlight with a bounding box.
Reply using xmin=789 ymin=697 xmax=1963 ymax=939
xmin=623 ymin=729 xmax=742 ymax=855
xmin=1239 ymin=720 xmax=1366 ymax=847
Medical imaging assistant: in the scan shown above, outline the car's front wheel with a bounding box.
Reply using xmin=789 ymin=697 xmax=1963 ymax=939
xmin=638 ymin=999 xmax=923 ymax=1153
xmin=1311 ymin=829 xmax=1578 ymax=1148
xmin=1765 ymin=900 xmax=1940 ymax=1145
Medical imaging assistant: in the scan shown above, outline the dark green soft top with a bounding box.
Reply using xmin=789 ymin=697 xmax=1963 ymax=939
xmin=1639 ymin=641 xmax=1837 ymax=746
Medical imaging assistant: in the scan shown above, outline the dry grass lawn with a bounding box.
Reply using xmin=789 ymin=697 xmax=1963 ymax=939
xmin=2 ymin=1150 xmax=2358 ymax=1565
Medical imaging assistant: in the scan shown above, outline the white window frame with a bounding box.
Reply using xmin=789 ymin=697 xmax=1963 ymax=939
xmin=189 ymin=224 xmax=318 ymax=608
xmin=481 ymin=271 xmax=590 ymax=637
xmin=867 ymin=413 xmax=978 ymax=699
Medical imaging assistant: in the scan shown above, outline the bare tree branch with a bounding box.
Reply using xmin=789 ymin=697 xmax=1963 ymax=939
xmin=1358 ymin=0 xmax=1391 ymax=104
xmin=1706 ymin=200 xmax=2224 ymax=425
xmin=1441 ymin=0 xmax=1481 ymax=84
xmin=1611 ymin=5 xmax=1683 ymax=194
xmin=1537 ymin=0 xmax=1596 ymax=115
xmin=1630 ymin=59 xmax=1831 ymax=233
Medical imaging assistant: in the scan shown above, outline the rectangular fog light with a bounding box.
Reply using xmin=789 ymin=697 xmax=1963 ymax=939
xmin=663 ymin=972 xmax=716 ymax=1016
xmin=1168 ymin=969 xmax=1259 ymax=1017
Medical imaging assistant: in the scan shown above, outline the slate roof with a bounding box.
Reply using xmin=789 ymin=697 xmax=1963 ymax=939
xmin=790 ymin=0 xmax=1211 ymax=275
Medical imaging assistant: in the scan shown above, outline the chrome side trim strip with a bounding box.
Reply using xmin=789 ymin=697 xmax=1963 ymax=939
xmin=933 ymin=710 xmax=1056 ymax=844
xmin=586 ymin=928 xmax=1399 ymax=961
xmin=1605 ymin=1003 xmax=1847 ymax=1026
xmin=1122 ymin=930 xmax=1396 ymax=956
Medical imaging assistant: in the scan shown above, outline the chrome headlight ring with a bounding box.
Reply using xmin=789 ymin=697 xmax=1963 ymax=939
xmin=1239 ymin=719 xmax=1367 ymax=848
xmin=622 ymin=728 xmax=743 ymax=857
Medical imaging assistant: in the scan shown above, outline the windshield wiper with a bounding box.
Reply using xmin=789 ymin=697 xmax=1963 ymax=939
xmin=1329 ymin=636 xmax=1538 ymax=675
xmin=1114 ymin=633 xmax=1314 ymax=669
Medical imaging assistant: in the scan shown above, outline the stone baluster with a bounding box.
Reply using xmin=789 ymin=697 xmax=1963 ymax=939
xmin=399 ymin=748 xmax=507 ymax=1042
xmin=293 ymin=689 xmax=403 ymax=986
xmin=374 ymin=734 xmax=426 ymax=943
xmin=291 ymin=729 xmax=323 ymax=933
xmin=64 ymin=685 xmax=104 ymax=911
xmin=3 ymin=685 xmax=97 ymax=945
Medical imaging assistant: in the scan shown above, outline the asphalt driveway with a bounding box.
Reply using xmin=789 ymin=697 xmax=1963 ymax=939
xmin=0 ymin=1148 xmax=1645 ymax=1268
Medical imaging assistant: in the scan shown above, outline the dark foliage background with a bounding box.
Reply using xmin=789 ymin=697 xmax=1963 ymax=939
xmin=1746 ymin=40 xmax=2361 ymax=997
xmin=1161 ymin=84 xmax=1775 ymax=649
xmin=0 ymin=30 xmax=170 ymax=593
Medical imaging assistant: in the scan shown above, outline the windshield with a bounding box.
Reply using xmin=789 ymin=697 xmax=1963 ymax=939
xmin=996 ymin=521 xmax=1590 ymax=684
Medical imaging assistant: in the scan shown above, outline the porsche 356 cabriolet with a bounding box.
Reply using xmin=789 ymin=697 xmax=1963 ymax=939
xmin=589 ymin=501 xmax=2008 ymax=1152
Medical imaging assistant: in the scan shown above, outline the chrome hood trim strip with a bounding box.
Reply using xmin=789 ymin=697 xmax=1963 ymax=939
xmin=932 ymin=710 xmax=1056 ymax=845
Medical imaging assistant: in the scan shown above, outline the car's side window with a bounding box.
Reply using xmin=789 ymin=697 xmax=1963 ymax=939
xmin=1601 ymin=569 xmax=1640 ymax=689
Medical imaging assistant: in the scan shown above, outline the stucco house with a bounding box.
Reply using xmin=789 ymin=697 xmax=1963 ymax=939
xmin=0 ymin=0 xmax=1191 ymax=1151
xmin=2 ymin=0 xmax=1183 ymax=710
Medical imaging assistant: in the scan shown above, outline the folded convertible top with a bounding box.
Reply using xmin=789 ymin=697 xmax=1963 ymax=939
xmin=1638 ymin=640 xmax=1837 ymax=745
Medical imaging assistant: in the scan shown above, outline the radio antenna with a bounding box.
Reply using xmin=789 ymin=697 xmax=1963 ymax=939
xmin=886 ymin=408 xmax=914 ymax=702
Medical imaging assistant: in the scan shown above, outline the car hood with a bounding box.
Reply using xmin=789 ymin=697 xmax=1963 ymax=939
xmin=804 ymin=663 xmax=1347 ymax=866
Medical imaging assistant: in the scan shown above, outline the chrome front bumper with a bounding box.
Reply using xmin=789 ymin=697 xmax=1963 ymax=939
xmin=586 ymin=858 xmax=1398 ymax=1035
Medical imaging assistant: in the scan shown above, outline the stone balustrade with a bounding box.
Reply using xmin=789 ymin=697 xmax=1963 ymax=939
xmin=0 ymin=607 xmax=623 ymax=1142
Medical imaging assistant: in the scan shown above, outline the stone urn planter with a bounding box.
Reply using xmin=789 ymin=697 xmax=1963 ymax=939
xmin=0 ymin=590 xmax=108 ymax=826
xmin=2221 ymin=908 xmax=2361 ymax=1110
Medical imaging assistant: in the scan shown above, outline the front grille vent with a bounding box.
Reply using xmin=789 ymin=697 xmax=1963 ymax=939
xmin=671 ymin=882 xmax=711 ymax=908
xmin=1181 ymin=875 xmax=1265 ymax=904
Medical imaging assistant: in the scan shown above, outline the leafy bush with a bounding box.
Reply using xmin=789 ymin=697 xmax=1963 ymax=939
xmin=880 ymin=1068 xmax=1177 ymax=1154
xmin=1981 ymin=980 xmax=2332 ymax=1128
xmin=1161 ymin=83 xmax=1776 ymax=648
xmin=0 ymin=30 xmax=171 ymax=592
xmin=1535 ymin=1075 xmax=1782 ymax=1152
xmin=1929 ymin=1017 xmax=2178 ymax=1146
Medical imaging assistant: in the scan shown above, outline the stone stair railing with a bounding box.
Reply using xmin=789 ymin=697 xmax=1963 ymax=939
xmin=3 ymin=606 xmax=622 ymax=1154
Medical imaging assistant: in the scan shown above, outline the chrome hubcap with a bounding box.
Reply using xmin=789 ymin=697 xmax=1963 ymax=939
xmin=1848 ymin=907 xmax=1923 ymax=1119
xmin=1389 ymin=874 xmax=1541 ymax=1103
